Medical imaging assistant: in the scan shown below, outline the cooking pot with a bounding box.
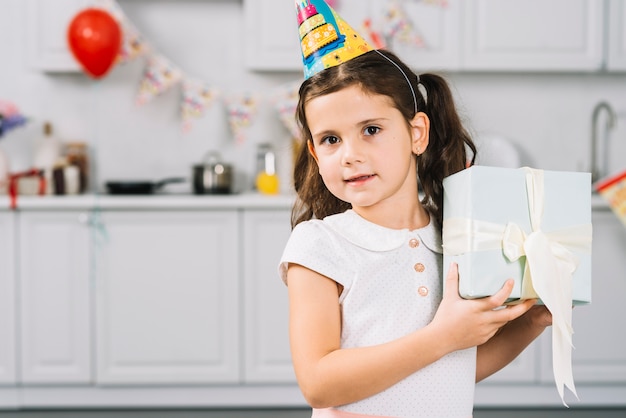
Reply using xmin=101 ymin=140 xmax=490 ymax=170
xmin=193 ymin=151 xmax=233 ymax=194
xmin=106 ymin=177 xmax=186 ymax=195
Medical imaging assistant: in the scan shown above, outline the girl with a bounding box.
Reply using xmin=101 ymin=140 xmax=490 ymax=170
xmin=279 ymin=47 xmax=552 ymax=417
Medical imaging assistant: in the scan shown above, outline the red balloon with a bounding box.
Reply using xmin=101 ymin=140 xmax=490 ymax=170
xmin=67 ymin=8 xmax=121 ymax=79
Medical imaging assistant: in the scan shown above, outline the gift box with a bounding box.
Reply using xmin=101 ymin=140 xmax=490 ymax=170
xmin=441 ymin=166 xmax=593 ymax=404
xmin=442 ymin=165 xmax=592 ymax=305
xmin=595 ymin=168 xmax=626 ymax=228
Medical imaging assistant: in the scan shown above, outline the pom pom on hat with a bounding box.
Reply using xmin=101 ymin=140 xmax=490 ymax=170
xmin=295 ymin=0 xmax=374 ymax=79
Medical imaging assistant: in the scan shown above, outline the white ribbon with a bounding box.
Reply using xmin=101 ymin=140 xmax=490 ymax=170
xmin=443 ymin=167 xmax=592 ymax=405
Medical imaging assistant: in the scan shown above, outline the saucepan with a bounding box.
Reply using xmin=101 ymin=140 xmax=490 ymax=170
xmin=105 ymin=177 xmax=186 ymax=195
xmin=192 ymin=151 xmax=233 ymax=194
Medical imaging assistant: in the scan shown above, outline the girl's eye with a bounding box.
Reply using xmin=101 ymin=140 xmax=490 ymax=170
xmin=321 ymin=135 xmax=340 ymax=145
xmin=364 ymin=126 xmax=380 ymax=136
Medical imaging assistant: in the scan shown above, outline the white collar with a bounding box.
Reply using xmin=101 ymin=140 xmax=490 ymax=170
xmin=323 ymin=209 xmax=443 ymax=253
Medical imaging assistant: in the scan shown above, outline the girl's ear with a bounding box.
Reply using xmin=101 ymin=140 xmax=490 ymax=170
xmin=410 ymin=112 xmax=430 ymax=155
xmin=307 ymin=140 xmax=319 ymax=162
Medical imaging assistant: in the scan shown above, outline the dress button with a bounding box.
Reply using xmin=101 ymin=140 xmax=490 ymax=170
xmin=417 ymin=286 xmax=429 ymax=297
xmin=413 ymin=263 xmax=425 ymax=273
xmin=409 ymin=238 xmax=420 ymax=248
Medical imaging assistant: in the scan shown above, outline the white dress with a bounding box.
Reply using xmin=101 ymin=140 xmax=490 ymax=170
xmin=279 ymin=210 xmax=476 ymax=418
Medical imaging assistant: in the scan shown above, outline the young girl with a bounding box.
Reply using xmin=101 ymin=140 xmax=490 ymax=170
xmin=280 ymin=2 xmax=551 ymax=417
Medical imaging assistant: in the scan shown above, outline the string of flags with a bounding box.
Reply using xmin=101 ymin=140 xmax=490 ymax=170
xmin=77 ymin=0 xmax=445 ymax=142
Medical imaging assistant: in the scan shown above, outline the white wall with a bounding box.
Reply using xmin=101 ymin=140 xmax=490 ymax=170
xmin=1 ymin=0 xmax=625 ymax=194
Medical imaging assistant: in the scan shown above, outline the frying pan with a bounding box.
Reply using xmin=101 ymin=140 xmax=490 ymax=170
xmin=105 ymin=177 xmax=186 ymax=195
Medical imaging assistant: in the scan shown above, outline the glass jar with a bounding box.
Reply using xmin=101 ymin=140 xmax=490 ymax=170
xmin=64 ymin=142 xmax=89 ymax=193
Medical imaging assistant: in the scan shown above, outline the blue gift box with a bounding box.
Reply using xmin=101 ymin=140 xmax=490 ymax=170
xmin=442 ymin=165 xmax=592 ymax=305
xmin=441 ymin=165 xmax=593 ymax=403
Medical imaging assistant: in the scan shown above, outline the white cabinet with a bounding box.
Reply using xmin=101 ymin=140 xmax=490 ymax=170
xmin=2 ymin=198 xmax=624 ymax=408
xmin=244 ymin=0 xmax=300 ymax=71
xmin=608 ymin=0 xmax=626 ymax=70
xmin=242 ymin=209 xmax=295 ymax=383
xmin=462 ymin=0 xmax=604 ymax=71
xmin=539 ymin=209 xmax=626 ymax=385
xmin=246 ymin=0 xmax=608 ymax=73
xmin=26 ymin=0 xmax=88 ymax=71
xmin=0 ymin=213 xmax=16 ymax=385
xmin=19 ymin=211 xmax=92 ymax=384
xmin=95 ymin=211 xmax=240 ymax=384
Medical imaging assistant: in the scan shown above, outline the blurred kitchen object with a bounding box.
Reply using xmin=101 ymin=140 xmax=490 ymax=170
xmin=255 ymin=143 xmax=279 ymax=195
xmin=0 ymin=145 xmax=8 ymax=194
xmin=474 ymin=134 xmax=521 ymax=168
xmin=7 ymin=169 xmax=45 ymax=209
xmin=52 ymin=157 xmax=81 ymax=195
xmin=590 ymin=101 xmax=617 ymax=183
xmin=106 ymin=177 xmax=187 ymax=195
xmin=33 ymin=122 xmax=61 ymax=195
xmin=0 ymin=100 xmax=28 ymax=194
xmin=193 ymin=151 xmax=233 ymax=194
xmin=595 ymin=168 xmax=626 ymax=228
xmin=33 ymin=122 xmax=62 ymax=172
xmin=64 ymin=141 xmax=89 ymax=193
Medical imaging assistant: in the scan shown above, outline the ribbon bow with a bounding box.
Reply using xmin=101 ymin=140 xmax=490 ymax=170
xmin=443 ymin=167 xmax=592 ymax=405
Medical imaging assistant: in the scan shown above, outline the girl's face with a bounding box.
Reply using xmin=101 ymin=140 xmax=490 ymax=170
xmin=305 ymin=84 xmax=429 ymax=212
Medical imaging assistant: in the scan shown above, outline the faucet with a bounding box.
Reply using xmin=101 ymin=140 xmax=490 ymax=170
xmin=590 ymin=101 xmax=617 ymax=183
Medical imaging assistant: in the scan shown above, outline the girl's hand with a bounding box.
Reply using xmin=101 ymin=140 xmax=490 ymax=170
xmin=429 ymin=263 xmax=536 ymax=354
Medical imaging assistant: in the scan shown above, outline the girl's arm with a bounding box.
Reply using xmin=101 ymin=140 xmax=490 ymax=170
xmin=475 ymin=304 xmax=552 ymax=382
xmin=287 ymin=262 xmax=536 ymax=409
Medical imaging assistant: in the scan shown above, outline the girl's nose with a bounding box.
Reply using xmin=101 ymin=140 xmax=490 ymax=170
xmin=340 ymin=140 xmax=365 ymax=166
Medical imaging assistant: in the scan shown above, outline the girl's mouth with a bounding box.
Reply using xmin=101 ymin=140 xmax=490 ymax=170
xmin=345 ymin=174 xmax=375 ymax=183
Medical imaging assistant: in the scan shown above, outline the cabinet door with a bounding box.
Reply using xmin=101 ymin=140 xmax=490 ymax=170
xmin=462 ymin=0 xmax=603 ymax=71
xmin=608 ymin=0 xmax=626 ymax=70
xmin=0 ymin=212 xmax=16 ymax=384
xmin=26 ymin=0 xmax=88 ymax=71
xmin=19 ymin=211 xmax=92 ymax=384
xmin=242 ymin=209 xmax=295 ymax=383
xmin=244 ymin=0 xmax=377 ymax=72
xmin=95 ymin=211 xmax=239 ymax=384
xmin=539 ymin=209 xmax=626 ymax=387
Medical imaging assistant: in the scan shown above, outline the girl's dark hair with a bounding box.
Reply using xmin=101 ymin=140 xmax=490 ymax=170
xmin=292 ymin=49 xmax=476 ymax=228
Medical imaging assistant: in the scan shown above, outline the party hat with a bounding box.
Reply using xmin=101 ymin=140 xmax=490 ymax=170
xmin=296 ymin=0 xmax=374 ymax=79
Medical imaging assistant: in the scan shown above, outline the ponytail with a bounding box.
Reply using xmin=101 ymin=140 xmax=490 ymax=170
xmin=417 ymin=73 xmax=476 ymax=226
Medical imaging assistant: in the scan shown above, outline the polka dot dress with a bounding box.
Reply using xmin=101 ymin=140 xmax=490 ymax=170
xmin=280 ymin=210 xmax=476 ymax=418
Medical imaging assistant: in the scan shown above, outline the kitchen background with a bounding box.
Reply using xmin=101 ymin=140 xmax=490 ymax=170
xmin=1 ymin=0 xmax=625 ymax=192
xmin=1 ymin=0 xmax=626 ymax=416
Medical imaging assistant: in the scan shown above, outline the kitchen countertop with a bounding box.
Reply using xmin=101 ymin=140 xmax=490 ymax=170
xmin=0 ymin=192 xmax=296 ymax=211
xmin=0 ymin=192 xmax=611 ymax=211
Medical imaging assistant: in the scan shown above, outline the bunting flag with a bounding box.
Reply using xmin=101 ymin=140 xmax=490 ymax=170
xmin=226 ymin=94 xmax=259 ymax=145
xmin=181 ymin=79 xmax=220 ymax=132
xmin=135 ymin=54 xmax=183 ymax=106
xmin=273 ymin=82 xmax=301 ymax=140
xmin=383 ymin=0 xmax=425 ymax=48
